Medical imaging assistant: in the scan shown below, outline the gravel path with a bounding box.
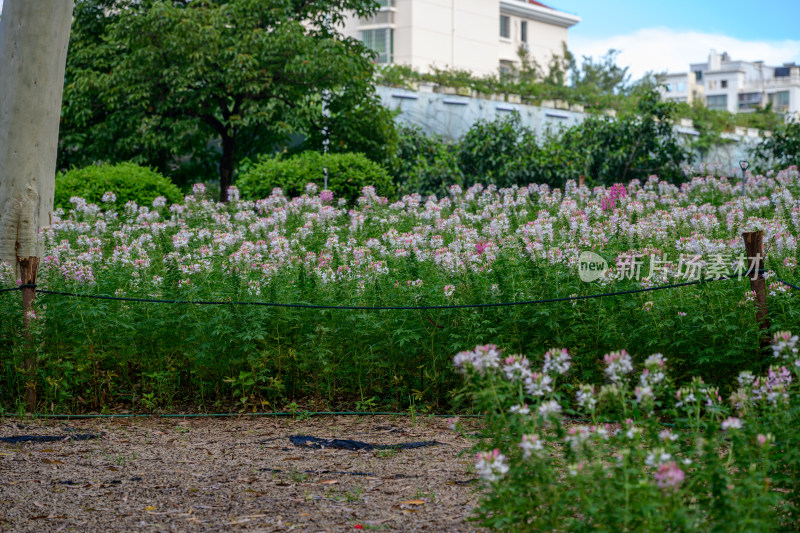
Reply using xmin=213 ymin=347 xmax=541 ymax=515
xmin=0 ymin=416 xmax=482 ymax=532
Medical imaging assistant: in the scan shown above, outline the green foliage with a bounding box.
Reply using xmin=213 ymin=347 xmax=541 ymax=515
xmin=752 ymin=120 xmax=800 ymax=171
xmin=390 ymin=85 xmax=688 ymax=193
xmin=675 ymin=100 xmax=736 ymax=157
xmin=390 ymin=126 xmax=463 ymax=197
xmin=236 ymin=151 xmax=394 ymax=203
xmin=59 ymin=0 xmax=396 ymax=200
xmin=456 ymin=334 xmax=800 ymax=530
xmin=573 ymin=86 xmax=688 ymax=184
xmin=54 ymin=162 xmax=183 ymax=209
xmin=1 ymin=169 xmax=798 ymax=415
xmin=457 ymin=114 xmax=539 ymax=188
xmin=378 ymin=46 xmax=633 ymax=112
xmin=570 ymin=49 xmax=631 ymax=96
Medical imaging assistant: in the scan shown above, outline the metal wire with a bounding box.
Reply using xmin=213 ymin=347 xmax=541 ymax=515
xmin=0 ymin=276 xmax=739 ymax=310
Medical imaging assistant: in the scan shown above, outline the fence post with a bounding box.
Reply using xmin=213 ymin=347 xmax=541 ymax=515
xmin=742 ymin=231 xmax=769 ymax=347
xmin=19 ymin=256 xmax=40 ymax=412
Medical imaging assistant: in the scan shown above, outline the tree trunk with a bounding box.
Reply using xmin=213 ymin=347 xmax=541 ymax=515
xmin=0 ymin=0 xmax=74 ymax=274
xmin=219 ymin=134 xmax=235 ymax=202
xmin=0 ymin=0 xmax=75 ymax=413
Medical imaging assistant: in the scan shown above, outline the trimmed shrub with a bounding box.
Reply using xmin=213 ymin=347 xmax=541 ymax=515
xmin=55 ymin=162 xmax=182 ymax=209
xmin=236 ymin=151 xmax=394 ymax=203
xmin=391 ymin=125 xmax=463 ymax=198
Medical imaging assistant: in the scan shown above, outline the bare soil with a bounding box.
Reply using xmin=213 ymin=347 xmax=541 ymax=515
xmin=0 ymin=416 xmax=483 ymax=532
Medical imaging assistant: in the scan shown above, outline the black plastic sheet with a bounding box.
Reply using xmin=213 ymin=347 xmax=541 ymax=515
xmin=289 ymin=435 xmax=441 ymax=451
xmin=0 ymin=434 xmax=98 ymax=443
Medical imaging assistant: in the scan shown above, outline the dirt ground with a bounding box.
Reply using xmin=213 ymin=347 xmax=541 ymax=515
xmin=0 ymin=415 xmax=484 ymax=532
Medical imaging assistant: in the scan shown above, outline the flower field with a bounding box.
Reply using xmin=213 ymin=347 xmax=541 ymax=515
xmin=1 ymin=169 xmax=798 ymax=413
xmin=455 ymin=331 xmax=800 ymax=530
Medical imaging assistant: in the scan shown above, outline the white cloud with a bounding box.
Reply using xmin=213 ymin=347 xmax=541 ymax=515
xmin=570 ymin=27 xmax=800 ymax=81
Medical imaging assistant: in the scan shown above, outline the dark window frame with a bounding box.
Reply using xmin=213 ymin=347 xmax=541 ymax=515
xmin=500 ymin=15 xmax=511 ymax=39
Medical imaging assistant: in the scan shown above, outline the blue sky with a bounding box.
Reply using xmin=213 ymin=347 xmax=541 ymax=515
xmin=555 ymin=0 xmax=800 ymax=79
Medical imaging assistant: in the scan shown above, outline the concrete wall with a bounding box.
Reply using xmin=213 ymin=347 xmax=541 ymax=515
xmin=377 ymin=85 xmax=764 ymax=170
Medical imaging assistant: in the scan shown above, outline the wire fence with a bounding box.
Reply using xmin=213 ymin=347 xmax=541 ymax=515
xmin=0 ymin=274 xmax=796 ymax=310
xmin=0 ymin=276 xmax=752 ymax=310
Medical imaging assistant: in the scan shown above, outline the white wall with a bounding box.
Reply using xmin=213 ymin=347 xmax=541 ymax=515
xmin=498 ymin=16 xmax=568 ymax=70
xmin=341 ymin=0 xmax=577 ymax=77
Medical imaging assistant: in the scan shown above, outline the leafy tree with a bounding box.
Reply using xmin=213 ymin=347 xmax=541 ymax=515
xmin=674 ymin=100 xmax=735 ymax=158
xmin=751 ymin=120 xmax=800 ymax=170
xmin=573 ymin=85 xmax=688 ymax=184
xmin=570 ymin=49 xmax=631 ymax=95
xmin=458 ymin=114 xmax=538 ymax=188
xmin=390 ymin=125 xmax=463 ymax=198
xmin=59 ymin=0 xmax=396 ymax=201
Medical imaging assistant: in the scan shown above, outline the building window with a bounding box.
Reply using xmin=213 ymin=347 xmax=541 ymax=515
xmin=721 ymin=80 xmax=728 ymax=88
xmin=769 ymin=91 xmax=790 ymax=111
xmin=737 ymin=92 xmax=762 ymax=111
xmin=500 ymin=15 xmax=510 ymax=39
xmin=499 ymin=60 xmax=514 ymax=76
xmin=706 ymin=94 xmax=727 ymax=110
xmin=694 ymin=70 xmax=703 ymax=82
xmin=676 ymin=82 xmax=686 ymax=92
xmin=361 ymin=28 xmax=394 ymax=64
xmin=520 ymin=21 xmax=528 ymax=43
xmin=375 ymin=0 xmax=396 ymax=6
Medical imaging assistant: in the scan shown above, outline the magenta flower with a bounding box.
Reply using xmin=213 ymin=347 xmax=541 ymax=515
xmin=654 ymin=461 xmax=684 ymax=491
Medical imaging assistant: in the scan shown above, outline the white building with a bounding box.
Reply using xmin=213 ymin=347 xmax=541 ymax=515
xmin=341 ymin=0 xmax=580 ymax=76
xmin=661 ymin=50 xmax=800 ymax=118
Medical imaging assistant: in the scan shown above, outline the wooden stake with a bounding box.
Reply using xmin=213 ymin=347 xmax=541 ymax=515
xmin=579 ymin=175 xmax=586 ymax=188
xmin=742 ymin=231 xmax=769 ymax=347
xmin=18 ymin=255 xmax=40 ymax=412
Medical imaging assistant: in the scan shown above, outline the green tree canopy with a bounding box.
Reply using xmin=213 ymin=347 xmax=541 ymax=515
xmin=751 ymin=120 xmax=800 ymax=171
xmin=59 ymin=0 xmax=397 ymax=201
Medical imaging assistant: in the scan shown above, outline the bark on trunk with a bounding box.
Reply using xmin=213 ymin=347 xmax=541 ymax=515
xmin=0 ymin=0 xmax=74 ymax=413
xmin=20 ymin=256 xmax=40 ymax=411
xmin=0 ymin=0 xmax=75 ymax=275
xmin=219 ymin=135 xmax=235 ymax=203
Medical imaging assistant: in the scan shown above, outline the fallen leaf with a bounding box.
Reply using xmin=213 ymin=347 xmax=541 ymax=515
xmin=144 ymin=506 xmax=157 ymax=511
xmin=107 ymin=466 xmax=119 ymax=471
xmin=318 ymin=479 xmax=338 ymax=485
xmin=400 ymin=499 xmax=426 ymax=505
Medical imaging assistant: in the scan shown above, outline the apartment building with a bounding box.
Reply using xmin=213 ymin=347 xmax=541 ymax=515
xmin=341 ymin=0 xmax=580 ymax=76
xmin=660 ymin=50 xmax=800 ymax=118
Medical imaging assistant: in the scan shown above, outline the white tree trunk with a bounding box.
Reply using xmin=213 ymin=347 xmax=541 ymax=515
xmin=0 ymin=0 xmax=74 ymax=277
